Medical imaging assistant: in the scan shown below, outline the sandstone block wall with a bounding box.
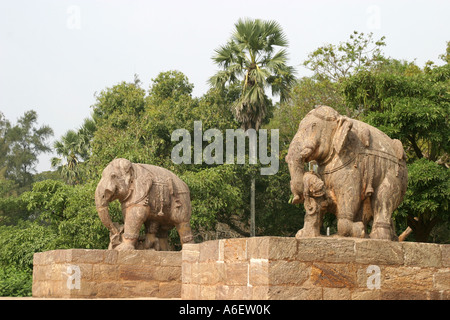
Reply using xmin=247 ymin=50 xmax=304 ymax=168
xmin=181 ymin=237 xmax=450 ymax=300
xmin=32 ymin=249 xmax=181 ymax=299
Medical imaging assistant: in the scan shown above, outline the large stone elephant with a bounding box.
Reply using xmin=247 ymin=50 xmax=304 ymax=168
xmin=286 ymin=106 xmax=407 ymax=240
xmin=95 ymin=158 xmax=194 ymax=251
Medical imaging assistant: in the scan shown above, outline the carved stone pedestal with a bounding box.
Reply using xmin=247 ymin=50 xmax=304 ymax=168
xmin=181 ymin=237 xmax=450 ymax=300
xmin=32 ymin=249 xmax=181 ymax=299
xmin=32 ymin=238 xmax=449 ymax=299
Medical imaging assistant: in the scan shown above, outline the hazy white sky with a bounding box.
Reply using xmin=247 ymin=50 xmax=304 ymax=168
xmin=1 ymin=0 xmax=449 ymax=172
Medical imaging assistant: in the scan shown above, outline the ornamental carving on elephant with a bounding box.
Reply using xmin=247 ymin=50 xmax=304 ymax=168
xmin=286 ymin=106 xmax=407 ymax=241
xmin=95 ymin=158 xmax=194 ymax=251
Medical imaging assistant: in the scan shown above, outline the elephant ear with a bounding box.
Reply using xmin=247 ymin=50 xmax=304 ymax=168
xmin=116 ymin=158 xmax=133 ymax=184
xmin=333 ymin=116 xmax=353 ymax=154
xmin=131 ymin=164 xmax=153 ymax=203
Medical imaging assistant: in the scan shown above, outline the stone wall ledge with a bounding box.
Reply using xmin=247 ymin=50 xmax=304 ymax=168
xmin=32 ymin=237 xmax=449 ymax=300
xmin=32 ymin=249 xmax=181 ymax=299
xmin=181 ymin=237 xmax=450 ymax=300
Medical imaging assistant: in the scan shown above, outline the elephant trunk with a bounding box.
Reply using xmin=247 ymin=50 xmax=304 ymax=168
xmin=286 ymin=151 xmax=307 ymax=205
xmin=290 ymin=161 xmax=305 ymax=204
xmin=95 ymin=182 xmax=119 ymax=235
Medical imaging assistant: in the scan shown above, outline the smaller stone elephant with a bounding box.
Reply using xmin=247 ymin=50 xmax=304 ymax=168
xmin=95 ymin=158 xmax=194 ymax=251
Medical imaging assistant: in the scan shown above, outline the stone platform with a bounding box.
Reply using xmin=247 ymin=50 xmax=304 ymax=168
xmin=181 ymin=237 xmax=450 ymax=300
xmin=32 ymin=249 xmax=181 ymax=299
xmin=32 ymin=237 xmax=449 ymax=300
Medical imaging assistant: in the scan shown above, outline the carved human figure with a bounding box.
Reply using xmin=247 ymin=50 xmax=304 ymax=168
xmin=295 ymin=172 xmax=333 ymax=238
xmin=95 ymin=158 xmax=194 ymax=251
xmin=286 ymin=106 xmax=407 ymax=240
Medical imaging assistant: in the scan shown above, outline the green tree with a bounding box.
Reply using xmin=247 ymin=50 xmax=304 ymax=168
xmin=0 ymin=221 xmax=58 ymax=296
xmin=303 ymin=31 xmax=386 ymax=82
xmin=3 ymin=110 xmax=53 ymax=190
xmin=0 ymin=112 xmax=10 ymax=172
xmin=209 ymin=18 xmax=295 ymax=130
xmin=51 ymin=118 xmax=96 ymax=185
xmin=148 ymin=70 xmax=194 ymax=103
xmin=209 ymin=18 xmax=296 ymax=236
xmin=92 ymin=79 xmax=146 ymax=129
xmin=270 ymin=77 xmax=346 ymax=147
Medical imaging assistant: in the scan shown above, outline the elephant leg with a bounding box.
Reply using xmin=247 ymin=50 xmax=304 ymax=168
xmin=335 ymin=184 xmax=365 ymax=238
xmin=370 ymin=178 xmax=397 ymax=240
xmin=176 ymin=221 xmax=194 ymax=245
xmin=157 ymin=227 xmax=171 ymax=251
xmin=116 ymin=206 xmax=147 ymax=251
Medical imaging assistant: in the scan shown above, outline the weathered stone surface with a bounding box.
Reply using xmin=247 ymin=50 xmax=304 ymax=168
xmin=180 ymin=237 xmax=450 ymax=300
xmin=356 ymin=239 xmax=403 ymax=265
xmin=117 ymin=250 xmax=161 ymax=265
xmin=269 ymin=286 xmax=322 ymax=300
xmin=223 ymin=238 xmax=248 ymax=261
xmin=199 ymin=240 xmax=219 ymax=262
xmin=403 ymin=242 xmax=442 ymax=267
xmin=310 ymin=263 xmax=357 ymax=288
xmin=297 ymin=237 xmax=355 ymax=262
xmin=434 ymin=269 xmax=450 ymax=290
xmin=225 ymin=262 xmax=248 ymax=286
xmin=323 ymin=287 xmax=351 ymax=300
xmin=32 ymin=249 xmax=181 ymax=299
xmin=441 ymin=245 xmax=450 ymax=267
xmin=34 ymin=237 xmax=449 ymax=300
xmin=249 ymin=258 xmax=269 ymax=286
xmin=350 ymin=289 xmax=381 ymax=300
xmin=383 ymin=266 xmax=434 ymax=291
xmin=216 ymin=285 xmax=252 ymax=300
xmin=269 ymin=260 xmax=310 ymax=285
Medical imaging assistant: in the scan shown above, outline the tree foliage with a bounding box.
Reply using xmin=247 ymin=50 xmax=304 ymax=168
xmin=1 ymin=111 xmax=53 ymax=190
xmin=209 ymin=18 xmax=296 ymax=130
xmin=304 ymin=31 xmax=386 ymax=81
xmin=51 ymin=118 xmax=96 ymax=185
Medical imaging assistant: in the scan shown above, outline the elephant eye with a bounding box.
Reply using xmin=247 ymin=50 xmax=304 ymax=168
xmin=111 ymin=173 xmax=116 ymax=179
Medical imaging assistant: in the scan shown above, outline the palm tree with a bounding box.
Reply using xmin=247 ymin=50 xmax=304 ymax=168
xmin=51 ymin=130 xmax=82 ymax=185
xmin=209 ymin=18 xmax=296 ymax=236
xmin=51 ymin=118 xmax=96 ymax=185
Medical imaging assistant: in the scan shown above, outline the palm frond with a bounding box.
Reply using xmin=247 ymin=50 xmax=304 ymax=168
xmin=210 ymin=18 xmax=296 ymax=129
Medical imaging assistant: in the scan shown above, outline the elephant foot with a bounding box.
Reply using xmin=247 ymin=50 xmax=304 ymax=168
xmin=295 ymin=227 xmax=320 ymax=239
xmin=338 ymin=219 xmax=366 ymax=238
xmin=115 ymin=240 xmax=136 ymax=251
xmin=337 ymin=218 xmax=353 ymax=237
xmin=370 ymin=223 xmax=395 ymax=240
xmin=352 ymin=222 xmax=366 ymax=238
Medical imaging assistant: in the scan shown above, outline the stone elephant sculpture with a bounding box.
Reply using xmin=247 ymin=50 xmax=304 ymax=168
xmin=286 ymin=106 xmax=407 ymax=240
xmin=95 ymin=158 xmax=194 ymax=251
